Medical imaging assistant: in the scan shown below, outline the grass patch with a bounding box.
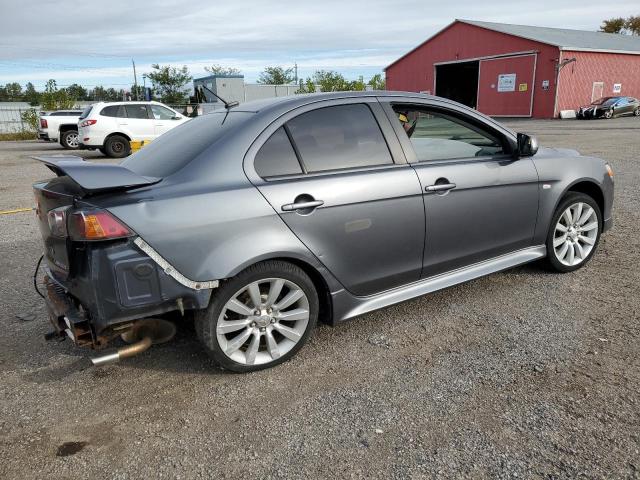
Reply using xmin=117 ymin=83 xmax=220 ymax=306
xmin=0 ymin=131 xmax=38 ymax=141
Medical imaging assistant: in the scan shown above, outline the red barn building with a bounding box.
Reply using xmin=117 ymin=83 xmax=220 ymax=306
xmin=385 ymin=20 xmax=640 ymax=118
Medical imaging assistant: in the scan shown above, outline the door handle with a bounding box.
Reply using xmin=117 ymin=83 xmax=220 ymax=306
xmin=281 ymin=200 xmax=324 ymax=212
xmin=425 ymin=183 xmax=456 ymax=192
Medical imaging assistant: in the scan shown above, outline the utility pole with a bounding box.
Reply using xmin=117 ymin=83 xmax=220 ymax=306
xmin=294 ymin=62 xmax=298 ymax=83
xmin=132 ymin=59 xmax=139 ymax=101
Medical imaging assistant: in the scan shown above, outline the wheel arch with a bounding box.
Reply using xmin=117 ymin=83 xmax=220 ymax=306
xmin=105 ymin=131 xmax=131 ymax=142
xmin=59 ymin=124 xmax=78 ymax=133
xmin=564 ymin=179 xmax=604 ymax=217
xmin=226 ymin=254 xmax=334 ymax=326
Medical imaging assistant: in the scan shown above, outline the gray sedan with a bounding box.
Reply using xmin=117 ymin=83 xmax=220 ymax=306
xmin=33 ymin=91 xmax=614 ymax=372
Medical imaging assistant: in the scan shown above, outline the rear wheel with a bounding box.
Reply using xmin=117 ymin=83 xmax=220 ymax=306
xmin=634 ymin=107 xmax=640 ymax=117
xmin=544 ymin=192 xmax=602 ymax=273
xmin=195 ymin=260 xmax=318 ymax=372
xmin=104 ymin=135 xmax=130 ymax=158
xmin=60 ymin=130 xmax=79 ymax=149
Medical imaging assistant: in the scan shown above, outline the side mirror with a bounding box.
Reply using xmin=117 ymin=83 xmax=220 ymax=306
xmin=517 ymin=133 xmax=539 ymax=157
xmin=171 ymin=115 xmax=181 ymax=120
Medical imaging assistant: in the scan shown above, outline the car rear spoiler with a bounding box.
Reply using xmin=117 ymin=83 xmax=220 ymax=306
xmin=33 ymin=156 xmax=160 ymax=194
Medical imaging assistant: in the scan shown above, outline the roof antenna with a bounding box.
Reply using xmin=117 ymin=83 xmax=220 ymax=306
xmin=197 ymin=85 xmax=239 ymax=109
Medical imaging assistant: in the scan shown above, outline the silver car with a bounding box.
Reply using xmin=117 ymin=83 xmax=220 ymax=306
xmin=33 ymin=92 xmax=614 ymax=372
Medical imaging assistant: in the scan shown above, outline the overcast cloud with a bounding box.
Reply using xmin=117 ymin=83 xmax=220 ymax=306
xmin=0 ymin=0 xmax=638 ymax=86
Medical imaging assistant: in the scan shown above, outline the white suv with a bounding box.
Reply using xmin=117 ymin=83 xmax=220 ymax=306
xmin=77 ymin=101 xmax=189 ymax=158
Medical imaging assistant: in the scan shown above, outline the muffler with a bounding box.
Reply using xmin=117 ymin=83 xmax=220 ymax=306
xmin=91 ymin=318 xmax=176 ymax=366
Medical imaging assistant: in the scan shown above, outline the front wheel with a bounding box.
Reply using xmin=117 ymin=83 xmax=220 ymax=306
xmin=544 ymin=192 xmax=602 ymax=273
xmin=60 ymin=130 xmax=79 ymax=149
xmin=195 ymin=260 xmax=318 ymax=372
xmin=634 ymin=107 xmax=640 ymax=117
xmin=603 ymin=110 xmax=613 ymax=119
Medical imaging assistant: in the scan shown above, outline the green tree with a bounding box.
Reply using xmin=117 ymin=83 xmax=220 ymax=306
xmin=105 ymin=88 xmax=123 ymax=101
xmin=258 ymin=66 xmax=295 ymax=85
xmin=24 ymin=82 xmax=40 ymax=106
xmin=4 ymin=82 xmax=23 ymax=101
xmin=64 ymin=83 xmax=88 ymax=101
xmin=296 ymin=70 xmax=371 ymax=93
xmin=40 ymin=79 xmax=76 ymax=110
xmin=600 ymin=17 xmax=627 ymax=33
xmin=130 ymin=84 xmax=145 ymax=100
xmin=20 ymin=108 xmax=39 ymax=132
xmin=368 ymin=73 xmax=386 ymax=90
xmin=626 ymin=15 xmax=640 ymax=35
xmin=296 ymin=78 xmax=317 ymax=94
xmin=204 ymin=65 xmax=241 ymax=76
xmin=146 ymin=64 xmax=192 ymax=104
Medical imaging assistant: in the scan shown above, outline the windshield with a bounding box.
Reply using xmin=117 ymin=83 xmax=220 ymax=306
xmin=121 ymin=111 xmax=254 ymax=178
xmin=592 ymin=97 xmax=617 ymax=106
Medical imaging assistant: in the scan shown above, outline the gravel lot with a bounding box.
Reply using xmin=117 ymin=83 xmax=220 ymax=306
xmin=1 ymin=119 xmax=639 ymax=479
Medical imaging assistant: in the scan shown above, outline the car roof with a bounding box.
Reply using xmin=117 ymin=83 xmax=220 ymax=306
xmin=91 ymin=101 xmax=168 ymax=106
xmin=233 ymin=91 xmax=437 ymax=113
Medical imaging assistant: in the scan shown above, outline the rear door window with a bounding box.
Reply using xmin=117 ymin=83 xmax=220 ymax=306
xmin=101 ymin=105 xmax=126 ymax=117
xmin=254 ymin=127 xmax=303 ymax=178
xmin=124 ymin=104 xmax=151 ymax=119
xmin=286 ymin=104 xmax=393 ymax=173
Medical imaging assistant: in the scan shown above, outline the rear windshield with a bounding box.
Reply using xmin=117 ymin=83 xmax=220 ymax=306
xmin=79 ymin=106 xmax=93 ymax=120
xmin=120 ymin=111 xmax=254 ymax=178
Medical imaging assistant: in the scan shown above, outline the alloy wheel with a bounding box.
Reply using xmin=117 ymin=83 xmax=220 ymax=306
xmin=216 ymin=278 xmax=310 ymax=366
xmin=634 ymin=108 xmax=640 ymax=117
xmin=66 ymin=132 xmax=79 ymax=148
xmin=553 ymin=202 xmax=598 ymax=267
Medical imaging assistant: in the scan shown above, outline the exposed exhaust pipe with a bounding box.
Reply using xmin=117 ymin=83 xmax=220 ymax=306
xmin=91 ymin=318 xmax=176 ymax=366
xmin=91 ymin=336 xmax=152 ymax=366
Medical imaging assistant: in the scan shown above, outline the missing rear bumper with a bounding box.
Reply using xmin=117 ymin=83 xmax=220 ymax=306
xmin=133 ymin=237 xmax=219 ymax=291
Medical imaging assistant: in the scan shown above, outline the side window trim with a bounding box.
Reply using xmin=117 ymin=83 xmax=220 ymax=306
xmin=283 ymin=124 xmax=308 ymax=174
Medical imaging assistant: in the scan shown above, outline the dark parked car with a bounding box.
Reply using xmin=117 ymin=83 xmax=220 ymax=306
xmin=33 ymin=92 xmax=614 ymax=372
xmin=577 ymin=96 xmax=640 ymax=119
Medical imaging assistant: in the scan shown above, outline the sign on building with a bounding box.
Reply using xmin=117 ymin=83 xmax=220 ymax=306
xmin=497 ymin=74 xmax=516 ymax=92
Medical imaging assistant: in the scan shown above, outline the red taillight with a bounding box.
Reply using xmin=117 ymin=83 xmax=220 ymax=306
xmin=40 ymin=118 xmax=48 ymax=128
xmin=80 ymin=119 xmax=97 ymax=127
xmin=69 ymin=209 xmax=132 ymax=241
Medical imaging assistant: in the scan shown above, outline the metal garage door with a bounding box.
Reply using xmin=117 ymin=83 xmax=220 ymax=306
xmin=477 ymin=54 xmax=537 ymax=117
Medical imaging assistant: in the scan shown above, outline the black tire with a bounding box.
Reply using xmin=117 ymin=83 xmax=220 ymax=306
xmin=543 ymin=192 xmax=602 ymax=273
xmin=195 ymin=260 xmax=318 ymax=372
xmin=60 ymin=130 xmax=79 ymax=149
xmin=104 ymin=135 xmax=131 ymax=158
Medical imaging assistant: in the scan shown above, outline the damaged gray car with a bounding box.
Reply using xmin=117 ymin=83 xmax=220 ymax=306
xmin=34 ymin=91 xmax=614 ymax=372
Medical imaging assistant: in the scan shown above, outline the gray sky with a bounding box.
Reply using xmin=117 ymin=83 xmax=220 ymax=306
xmin=0 ymin=0 xmax=638 ymax=88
